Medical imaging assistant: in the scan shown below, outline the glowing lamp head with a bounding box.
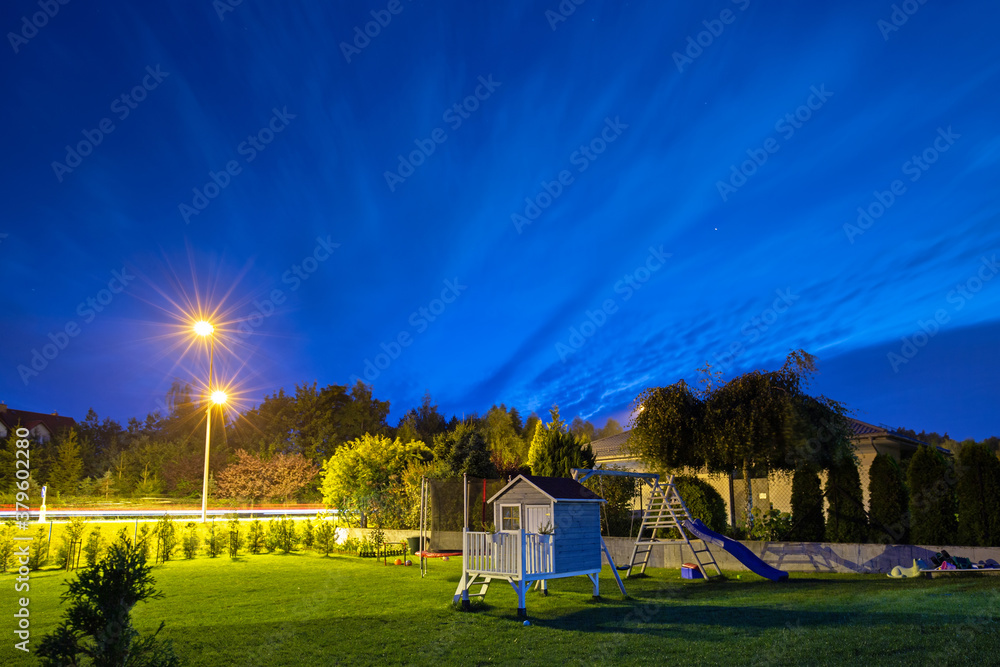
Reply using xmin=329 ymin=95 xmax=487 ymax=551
xmin=194 ymin=321 xmax=214 ymax=337
xmin=211 ymin=390 xmax=228 ymax=406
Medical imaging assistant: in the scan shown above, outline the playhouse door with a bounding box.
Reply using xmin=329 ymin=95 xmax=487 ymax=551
xmin=526 ymin=505 xmax=551 ymax=533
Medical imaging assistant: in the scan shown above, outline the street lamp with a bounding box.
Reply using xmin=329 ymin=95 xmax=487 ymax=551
xmin=195 ymin=320 xmax=217 ymax=522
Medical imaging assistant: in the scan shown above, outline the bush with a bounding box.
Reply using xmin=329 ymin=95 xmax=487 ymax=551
xmin=789 ymin=466 xmax=825 ymax=541
xmin=204 ymin=520 xmax=225 ymax=558
xmin=868 ymin=454 xmax=909 ymax=544
xmin=154 ymin=515 xmax=178 ymax=563
xmin=748 ymin=505 xmax=793 ymax=541
xmin=825 ymin=457 xmax=867 ymax=543
xmin=82 ymin=526 xmax=105 ymax=567
xmin=667 ymin=475 xmax=727 ymax=538
xmin=956 ymin=443 xmax=1000 ymax=546
xmin=247 ymin=520 xmax=266 ymax=555
xmin=136 ymin=524 xmax=153 ymax=562
xmin=36 ymin=530 xmax=180 ymax=667
xmin=265 ymin=519 xmax=280 ymax=553
xmin=181 ymin=523 xmax=200 ymax=559
xmin=583 ymin=468 xmax=639 ymax=537
xmin=908 ymin=445 xmax=957 ymax=545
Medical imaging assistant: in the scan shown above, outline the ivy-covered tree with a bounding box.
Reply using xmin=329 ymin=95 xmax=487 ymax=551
xmin=956 ymin=442 xmax=1000 ymax=546
xmin=868 ymin=454 xmax=909 ymax=544
xmin=789 ymin=465 xmax=825 ymax=542
xmin=907 ymin=445 xmax=957 ymax=545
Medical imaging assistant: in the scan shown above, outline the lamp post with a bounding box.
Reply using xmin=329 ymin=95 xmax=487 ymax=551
xmin=194 ymin=320 xmax=223 ymax=523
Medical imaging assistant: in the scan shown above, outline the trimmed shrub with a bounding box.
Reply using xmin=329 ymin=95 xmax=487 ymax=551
xmin=314 ymin=520 xmax=334 ymax=556
xmin=956 ymin=443 xmax=1000 ymax=546
xmin=275 ymin=516 xmax=298 ymax=554
xmin=29 ymin=526 xmax=49 ymax=570
xmin=907 ymin=445 xmax=957 ymax=545
xmin=868 ymin=454 xmax=909 ymax=544
xmin=825 ymin=457 xmax=867 ymax=543
xmin=302 ymin=518 xmax=315 ymax=549
xmin=789 ymin=466 xmax=825 ymax=541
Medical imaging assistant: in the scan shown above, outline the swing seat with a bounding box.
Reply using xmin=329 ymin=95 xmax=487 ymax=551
xmin=615 ymin=564 xmax=630 ymax=571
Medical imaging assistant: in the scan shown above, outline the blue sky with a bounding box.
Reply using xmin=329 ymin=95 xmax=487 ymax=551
xmin=2 ymin=0 xmax=999 ymax=439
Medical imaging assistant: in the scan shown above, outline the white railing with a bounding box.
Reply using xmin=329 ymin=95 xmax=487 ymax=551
xmin=464 ymin=530 xmax=554 ymax=577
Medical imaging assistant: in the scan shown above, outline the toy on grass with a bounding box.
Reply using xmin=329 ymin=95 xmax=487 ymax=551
xmin=394 ymin=558 xmax=403 ymax=565
xmin=404 ymin=560 xmax=412 ymax=566
xmin=442 ymin=556 xmax=449 ymax=561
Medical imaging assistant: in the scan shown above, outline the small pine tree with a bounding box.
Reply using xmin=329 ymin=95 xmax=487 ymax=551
xmin=868 ymin=454 xmax=909 ymax=544
xmin=956 ymin=443 xmax=1000 ymax=547
xmin=314 ymin=521 xmax=334 ymax=556
xmin=302 ymin=518 xmax=315 ymax=549
xmin=154 ymin=515 xmax=178 ymax=563
xmin=789 ymin=466 xmax=825 ymax=542
xmin=247 ymin=520 xmax=266 ymax=555
xmin=276 ymin=516 xmax=298 ymax=553
xmin=136 ymin=525 xmax=153 ymax=562
xmin=181 ymin=523 xmax=200 ymax=559
xmin=204 ymin=521 xmax=224 ymax=558
xmin=908 ymin=445 xmax=958 ymax=545
xmin=228 ymin=516 xmax=244 ymax=558
xmin=0 ymin=521 xmax=17 ymax=572
xmin=825 ymin=457 xmax=867 ymax=543
xmin=29 ymin=526 xmax=49 ymax=570
xmin=265 ymin=519 xmax=280 ymax=553
xmin=58 ymin=518 xmax=87 ymax=569
xmin=83 ymin=527 xmax=105 ymax=568
xmin=47 ymin=429 xmax=84 ymax=497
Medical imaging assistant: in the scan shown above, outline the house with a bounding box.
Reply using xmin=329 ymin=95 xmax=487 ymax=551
xmin=0 ymin=403 xmax=77 ymax=443
xmin=454 ymin=474 xmax=608 ymax=616
xmin=588 ymin=418 xmax=939 ymax=525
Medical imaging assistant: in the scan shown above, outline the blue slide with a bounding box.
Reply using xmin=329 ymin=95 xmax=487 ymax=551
xmin=684 ymin=519 xmax=789 ymax=581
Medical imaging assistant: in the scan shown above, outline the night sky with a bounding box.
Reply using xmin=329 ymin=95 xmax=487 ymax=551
xmin=3 ymin=1 xmax=999 ymax=439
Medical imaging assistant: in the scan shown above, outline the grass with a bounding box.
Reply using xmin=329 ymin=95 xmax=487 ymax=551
xmin=3 ymin=546 xmax=999 ymax=666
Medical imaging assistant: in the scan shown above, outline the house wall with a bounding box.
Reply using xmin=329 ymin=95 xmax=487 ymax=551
xmin=492 ymin=484 xmax=550 ymax=529
xmin=552 ymin=502 xmax=602 ymax=573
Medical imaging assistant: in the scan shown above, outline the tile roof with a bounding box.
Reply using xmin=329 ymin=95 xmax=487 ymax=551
xmin=0 ymin=407 xmax=77 ymax=434
xmin=490 ymin=475 xmax=604 ymax=503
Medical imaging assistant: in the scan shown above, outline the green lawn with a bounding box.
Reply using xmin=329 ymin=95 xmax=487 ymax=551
xmin=3 ymin=551 xmax=999 ymax=666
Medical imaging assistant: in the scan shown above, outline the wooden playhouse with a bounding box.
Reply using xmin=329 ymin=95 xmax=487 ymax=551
xmin=453 ymin=474 xmax=624 ymax=617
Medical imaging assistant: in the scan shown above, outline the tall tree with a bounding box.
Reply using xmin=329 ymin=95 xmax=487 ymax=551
xmin=907 ymin=445 xmax=958 ymax=545
xmin=528 ymin=407 xmax=595 ymax=478
xmin=868 ymin=454 xmax=909 ymax=543
xmin=47 ymin=429 xmax=84 ymax=496
xmin=956 ymin=443 xmax=1000 ymax=546
xmin=596 ymin=417 xmax=623 ymax=440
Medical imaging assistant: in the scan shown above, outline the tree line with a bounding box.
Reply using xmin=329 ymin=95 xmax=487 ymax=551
xmin=0 ymin=380 xmax=621 ymax=506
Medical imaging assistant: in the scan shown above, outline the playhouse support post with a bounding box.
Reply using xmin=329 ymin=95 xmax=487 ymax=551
xmin=590 ymin=572 xmax=600 ymax=600
xmin=516 ymin=580 xmax=527 ymax=618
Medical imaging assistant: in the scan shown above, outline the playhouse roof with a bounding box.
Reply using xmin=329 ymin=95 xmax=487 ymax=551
xmin=488 ymin=474 xmax=606 ymax=504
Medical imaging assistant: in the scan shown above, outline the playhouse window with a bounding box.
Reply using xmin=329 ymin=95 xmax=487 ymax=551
xmin=501 ymin=505 xmax=520 ymax=530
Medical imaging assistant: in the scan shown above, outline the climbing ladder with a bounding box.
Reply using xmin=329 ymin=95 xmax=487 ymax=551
xmin=625 ymin=475 xmax=722 ymax=580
